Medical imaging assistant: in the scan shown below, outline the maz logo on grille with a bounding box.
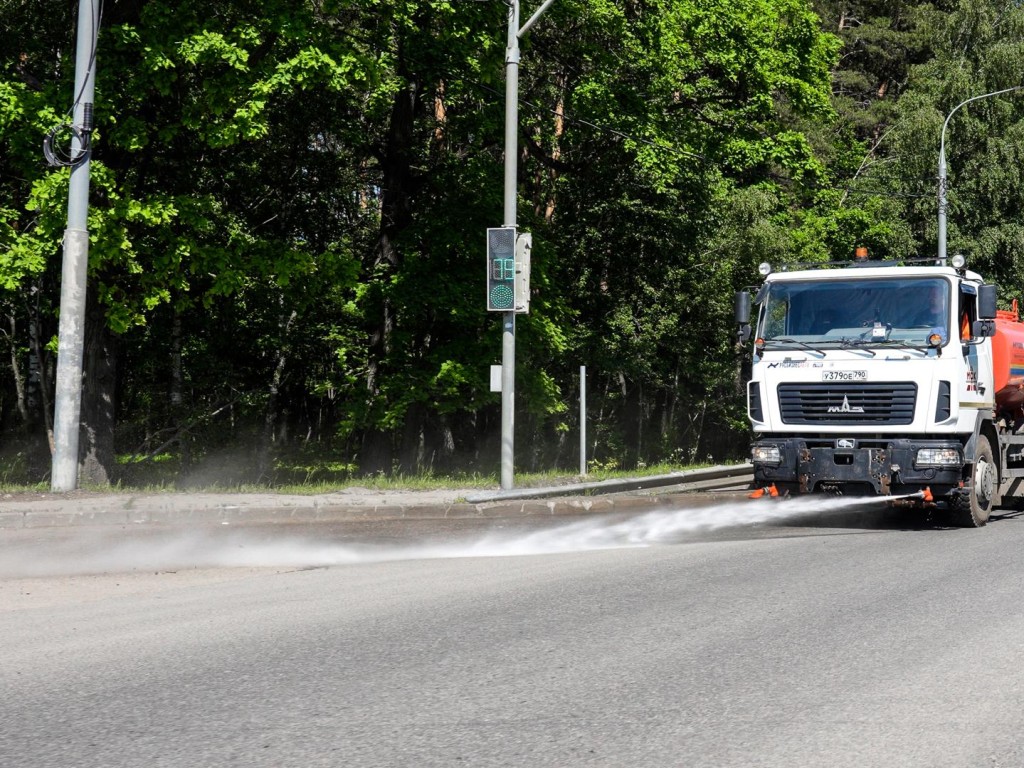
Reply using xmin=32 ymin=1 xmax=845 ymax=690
xmin=827 ymin=395 xmax=864 ymax=414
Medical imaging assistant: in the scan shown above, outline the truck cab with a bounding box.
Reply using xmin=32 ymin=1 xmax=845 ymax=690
xmin=736 ymin=255 xmax=1004 ymax=526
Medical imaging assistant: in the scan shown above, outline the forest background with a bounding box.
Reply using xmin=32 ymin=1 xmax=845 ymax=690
xmin=4 ymin=0 xmax=1024 ymax=487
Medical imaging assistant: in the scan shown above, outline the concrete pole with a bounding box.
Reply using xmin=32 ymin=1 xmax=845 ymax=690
xmin=500 ymin=0 xmax=520 ymax=490
xmin=938 ymin=86 xmax=1024 ymax=263
xmin=51 ymin=0 xmax=98 ymax=492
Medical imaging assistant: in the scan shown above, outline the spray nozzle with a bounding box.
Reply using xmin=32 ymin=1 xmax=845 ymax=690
xmin=748 ymin=484 xmax=779 ymax=499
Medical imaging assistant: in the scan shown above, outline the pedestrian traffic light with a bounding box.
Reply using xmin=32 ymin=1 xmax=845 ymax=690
xmin=487 ymin=227 xmax=517 ymax=311
xmin=486 ymin=227 xmax=532 ymax=313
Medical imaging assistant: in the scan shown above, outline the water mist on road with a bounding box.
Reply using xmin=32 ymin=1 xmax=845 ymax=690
xmin=0 ymin=494 xmax=902 ymax=578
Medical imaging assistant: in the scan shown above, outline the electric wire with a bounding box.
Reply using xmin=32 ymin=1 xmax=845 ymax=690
xmin=43 ymin=0 xmax=104 ymax=168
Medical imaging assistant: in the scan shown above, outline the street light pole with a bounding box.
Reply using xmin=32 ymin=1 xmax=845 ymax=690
xmin=499 ymin=0 xmax=520 ymax=491
xmin=938 ymin=86 xmax=1024 ymax=262
xmin=499 ymin=0 xmax=555 ymax=490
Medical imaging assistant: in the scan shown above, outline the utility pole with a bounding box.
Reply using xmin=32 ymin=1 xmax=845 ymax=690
xmin=50 ymin=0 xmax=99 ymax=491
xmin=938 ymin=85 xmax=1023 ymax=262
xmin=499 ymin=0 xmax=555 ymax=490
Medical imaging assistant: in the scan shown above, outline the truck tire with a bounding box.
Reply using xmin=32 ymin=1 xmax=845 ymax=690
xmin=948 ymin=434 xmax=996 ymax=528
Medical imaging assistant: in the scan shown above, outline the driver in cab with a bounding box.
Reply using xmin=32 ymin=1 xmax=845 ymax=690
xmin=909 ymin=283 xmax=947 ymax=328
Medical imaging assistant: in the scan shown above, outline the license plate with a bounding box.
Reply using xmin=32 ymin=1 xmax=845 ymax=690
xmin=822 ymin=370 xmax=867 ymax=382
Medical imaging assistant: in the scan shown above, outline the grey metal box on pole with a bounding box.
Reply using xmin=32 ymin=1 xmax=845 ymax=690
xmin=515 ymin=232 xmax=531 ymax=314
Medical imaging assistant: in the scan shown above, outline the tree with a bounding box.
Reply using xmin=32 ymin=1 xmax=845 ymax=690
xmin=517 ymin=0 xmax=842 ymax=466
xmin=1 ymin=0 xmax=944 ymax=483
xmin=3 ymin=0 xmax=374 ymax=482
xmin=887 ymin=0 xmax=1024 ymax=296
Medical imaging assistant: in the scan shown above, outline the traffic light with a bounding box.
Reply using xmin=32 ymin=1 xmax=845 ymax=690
xmin=487 ymin=227 xmax=516 ymax=311
xmin=487 ymin=227 xmax=531 ymax=313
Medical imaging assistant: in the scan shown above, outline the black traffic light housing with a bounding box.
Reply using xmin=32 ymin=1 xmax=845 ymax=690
xmin=487 ymin=227 xmax=530 ymax=313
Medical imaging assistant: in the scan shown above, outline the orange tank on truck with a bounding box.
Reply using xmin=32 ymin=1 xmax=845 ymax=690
xmin=993 ymin=304 xmax=1024 ymax=418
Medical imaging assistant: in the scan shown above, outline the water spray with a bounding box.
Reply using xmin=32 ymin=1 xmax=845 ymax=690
xmin=0 ymin=494 xmax=904 ymax=579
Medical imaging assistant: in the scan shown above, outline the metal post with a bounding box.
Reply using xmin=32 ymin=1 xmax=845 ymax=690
xmin=938 ymin=86 xmax=1024 ymax=262
xmin=499 ymin=0 xmax=555 ymax=490
xmin=500 ymin=0 xmax=520 ymax=490
xmin=937 ymin=143 xmax=947 ymax=263
xmin=579 ymin=365 xmax=586 ymax=476
xmin=51 ymin=0 xmax=98 ymax=492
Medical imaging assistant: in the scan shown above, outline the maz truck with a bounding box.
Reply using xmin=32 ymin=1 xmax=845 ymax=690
xmin=734 ymin=252 xmax=1024 ymax=527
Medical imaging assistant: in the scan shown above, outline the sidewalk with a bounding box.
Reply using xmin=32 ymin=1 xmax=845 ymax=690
xmin=0 ymin=465 xmax=754 ymax=529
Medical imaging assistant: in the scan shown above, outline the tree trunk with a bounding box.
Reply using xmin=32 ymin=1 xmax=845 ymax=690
xmin=6 ymin=313 xmax=30 ymax=426
xmin=78 ymin=294 xmax=119 ymax=486
xmin=545 ymin=72 xmax=566 ymax=223
xmin=258 ymin=306 xmax=297 ymax=479
xmin=28 ymin=300 xmax=54 ymax=454
xmin=619 ymin=371 xmax=642 ymax=467
xmin=169 ymin=309 xmax=192 ymax=475
xmin=398 ymin=401 xmax=425 ymax=474
xmin=362 ymin=69 xmax=419 ymax=476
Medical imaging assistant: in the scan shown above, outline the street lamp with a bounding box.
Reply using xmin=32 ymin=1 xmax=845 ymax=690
xmin=938 ymin=86 xmax=1024 ymax=262
xmin=497 ymin=0 xmax=555 ymax=490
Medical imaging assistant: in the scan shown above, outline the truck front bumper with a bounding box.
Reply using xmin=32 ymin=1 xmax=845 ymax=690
xmin=752 ymin=438 xmax=964 ymax=495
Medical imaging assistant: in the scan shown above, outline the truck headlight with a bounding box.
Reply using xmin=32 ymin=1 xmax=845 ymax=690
xmin=916 ymin=447 xmax=960 ymax=466
xmin=752 ymin=445 xmax=782 ymax=464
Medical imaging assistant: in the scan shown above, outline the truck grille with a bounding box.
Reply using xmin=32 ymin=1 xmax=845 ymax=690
xmin=778 ymin=382 xmax=917 ymax=425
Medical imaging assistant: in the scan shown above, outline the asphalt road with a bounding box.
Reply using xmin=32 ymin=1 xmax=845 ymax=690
xmin=3 ymin=497 xmax=1024 ymax=767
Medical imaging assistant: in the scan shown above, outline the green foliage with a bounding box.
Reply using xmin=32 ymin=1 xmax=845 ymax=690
xmin=7 ymin=0 xmax=1014 ymax=482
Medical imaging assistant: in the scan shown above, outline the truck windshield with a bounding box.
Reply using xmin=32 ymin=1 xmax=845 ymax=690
xmin=757 ymin=277 xmax=949 ymax=346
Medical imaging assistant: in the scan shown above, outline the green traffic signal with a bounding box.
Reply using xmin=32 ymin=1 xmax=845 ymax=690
xmin=487 ymin=227 xmax=517 ymax=311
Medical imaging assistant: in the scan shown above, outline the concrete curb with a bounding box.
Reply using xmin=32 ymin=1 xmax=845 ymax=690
xmin=465 ymin=464 xmax=754 ymax=503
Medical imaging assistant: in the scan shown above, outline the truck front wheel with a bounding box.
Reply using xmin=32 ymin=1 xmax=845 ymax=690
xmin=948 ymin=434 xmax=996 ymax=528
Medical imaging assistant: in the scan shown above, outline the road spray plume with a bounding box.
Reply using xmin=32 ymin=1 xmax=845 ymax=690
xmin=0 ymin=495 xmax=898 ymax=578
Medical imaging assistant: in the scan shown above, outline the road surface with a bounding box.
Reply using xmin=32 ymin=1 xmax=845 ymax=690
xmin=2 ymin=496 xmax=1024 ymax=766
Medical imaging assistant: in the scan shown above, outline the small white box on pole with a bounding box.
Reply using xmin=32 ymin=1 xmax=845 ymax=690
xmin=490 ymin=365 xmax=503 ymax=392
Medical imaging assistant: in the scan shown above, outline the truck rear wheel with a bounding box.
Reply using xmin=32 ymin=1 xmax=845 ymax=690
xmin=948 ymin=435 xmax=996 ymax=528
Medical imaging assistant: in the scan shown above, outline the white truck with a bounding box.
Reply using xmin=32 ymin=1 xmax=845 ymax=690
xmin=734 ymin=253 xmax=1024 ymax=527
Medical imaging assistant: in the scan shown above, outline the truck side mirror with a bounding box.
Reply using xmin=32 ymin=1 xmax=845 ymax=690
xmin=735 ymin=291 xmax=752 ymax=343
xmin=972 ymin=320 xmax=996 ymax=338
xmin=978 ymin=284 xmax=997 ymax=320
xmin=734 ymin=291 xmax=751 ymax=324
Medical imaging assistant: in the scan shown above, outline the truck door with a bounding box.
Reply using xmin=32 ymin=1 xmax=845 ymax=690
xmin=960 ymin=284 xmax=991 ymax=406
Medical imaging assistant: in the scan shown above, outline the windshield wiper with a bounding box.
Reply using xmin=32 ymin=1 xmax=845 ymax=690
xmin=838 ymin=338 xmax=877 ymax=357
xmin=769 ymin=337 xmax=826 ymax=357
